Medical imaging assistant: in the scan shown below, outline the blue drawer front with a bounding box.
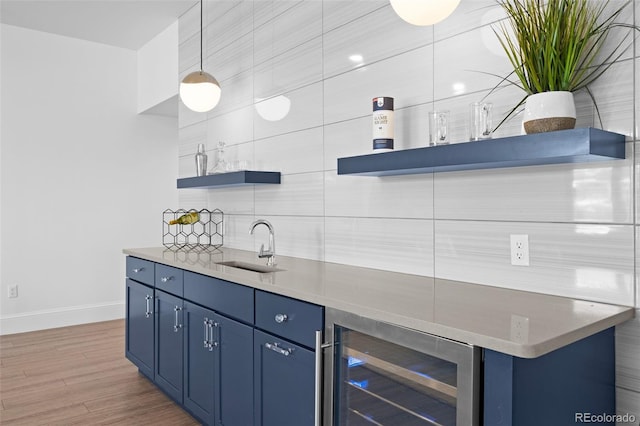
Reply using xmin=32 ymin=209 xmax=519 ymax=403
xmin=183 ymin=271 xmax=254 ymax=324
xmin=155 ymin=264 xmax=184 ymax=297
xmin=126 ymin=257 xmax=154 ymax=286
xmin=255 ymin=290 xmax=323 ymax=348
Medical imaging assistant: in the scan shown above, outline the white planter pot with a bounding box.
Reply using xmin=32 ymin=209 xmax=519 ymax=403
xmin=523 ymin=91 xmax=576 ymax=134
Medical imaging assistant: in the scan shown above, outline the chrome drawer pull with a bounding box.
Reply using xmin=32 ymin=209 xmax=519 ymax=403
xmin=274 ymin=313 xmax=288 ymax=324
xmin=173 ymin=306 xmax=183 ymax=332
xmin=133 ymin=267 xmax=144 ymax=273
xmin=144 ymin=295 xmax=152 ymax=318
xmin=203 ymin=318 xmax=210 ymax=348
xmin=265 ymin=342 xmax=293 ymax=357
xmin=160 ymin=276 xmax=173 ymax=283
xmin=209 ymin=321 xmax=219 ymax=351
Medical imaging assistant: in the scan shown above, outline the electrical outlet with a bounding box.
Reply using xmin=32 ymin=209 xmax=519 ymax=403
xmin=510 ymin=234 xmax=530 ymax=266
xmin=8 ymin=284 xmax=18 ymax=298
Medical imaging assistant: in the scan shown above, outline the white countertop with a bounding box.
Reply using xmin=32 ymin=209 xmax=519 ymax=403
xmin=123 ymin=246 xmax=634 ymax=358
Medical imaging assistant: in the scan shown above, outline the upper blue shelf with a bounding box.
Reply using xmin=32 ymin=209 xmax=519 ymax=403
xmin=337 ymin=127 xmax=625 ymax=176
xmin=177 ymin=171 xmax=281 ymax=189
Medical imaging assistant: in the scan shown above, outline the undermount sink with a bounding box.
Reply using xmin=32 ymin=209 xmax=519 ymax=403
xmin=216 ymin=260 xmax=284 ymax=273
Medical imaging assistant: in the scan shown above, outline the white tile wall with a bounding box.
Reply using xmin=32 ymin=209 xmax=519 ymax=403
xmin=254 ymin=37 xmax=323 ymax=98
xmin=255 ymin=172 xmax=324 ymax=216
xmin=325 ymin=173 xmax=433 ymax=219
xmin=324 ymin=45 xmax=434 ymax=124
xmin=253 ymin=1 xmax=322 ymax=66
xmin=322 ymin=4 xmax=433 ymax=79
xmin=325 ymin=217 xmax=434 ymax=276
xmin=322 ymin=1 xmax=387 ymax=33
xmin=435 ymin=147 xmax=634 ymax=224
xmin=433 ymin=29 xmax=512 ymax=101
xmin=616 ymin=310 xmax=640 ymax=421
xmin=178 ymin=1 xmax=640 ymax=412
xmin=254 ymin=127 xmax=324 ymax=174
xmin=434 ymin=220 xmax=634 ymax=305
xmin=253 ymin=215 xmax=325 ymax=261
xmin=580 ymin=59 xmax=635 ymax=138
xmin=616 ymin=313 xmax=640 ymax=392
xmin=254 ymin=82 xmax=323 ymax=139
xmin=433 ymin=0 xmax=503 ymax=41
xmin=633 ymin=57 xmax=640 ymax=140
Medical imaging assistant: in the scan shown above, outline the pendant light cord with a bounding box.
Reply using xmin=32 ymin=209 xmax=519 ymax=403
xmin=200 ymin=0 xmax=203 ymax=72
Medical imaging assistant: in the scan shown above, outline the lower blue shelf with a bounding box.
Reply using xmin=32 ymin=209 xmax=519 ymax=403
xmin=337 ymin=127 xmax=625 ymax=176
xmin=177 ymin=171 xmax=281 ymax=189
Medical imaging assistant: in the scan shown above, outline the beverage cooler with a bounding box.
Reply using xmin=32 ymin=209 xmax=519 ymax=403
xmin=323 ymin=308 xmax=481 ymax=426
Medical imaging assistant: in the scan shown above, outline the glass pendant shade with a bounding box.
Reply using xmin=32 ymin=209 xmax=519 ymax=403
xmin=389 ymin=0 xmax=461 ymax=26
xmin=180 ymin=71 xmax=221 ymax=113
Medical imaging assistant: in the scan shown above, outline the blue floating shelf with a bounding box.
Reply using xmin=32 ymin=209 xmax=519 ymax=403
xmin=337 ymin=128 xmax=625 ymax=176
xmin=177 ymin=171 xmax=281 ymax=189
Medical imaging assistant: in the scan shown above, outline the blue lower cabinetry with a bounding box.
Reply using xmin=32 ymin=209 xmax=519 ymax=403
xmin=126 ymin=258 xmax=618 ymax=426
xmin=183 ymin=302 xmax=254 ymax=426
xmin=254 ymin=329 xmax=315 ymax=426
xmin=183 ymin=302 xmax=215 ymax=424
xmin=484 ymin=327 xmax=615 ymax=426
xmin=155 ymin=290 xmax=184 ymax=403
xmin=215 ymin=314 xmax=254 ymax=425
xmin=125 ymin=279 xmax=154 ymax=380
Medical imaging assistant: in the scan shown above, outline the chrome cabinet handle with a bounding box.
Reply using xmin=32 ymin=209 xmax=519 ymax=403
xmin=202 ymin=319 xmax=218 ymax=351
xmin=274 ymin=313 xmax=288 ymax=324
xmin=133 ymin=267 xmax=144 ymax=273
xmin=209 ymin=321 xmax=219 ymax=351
xmin=265 ymin=342 xmax=293 ymax=357
xmin=160 ymin=276 xmax=173 ymax=283
xmin=203 ymin=318 xmax=210 ymax=349
xmin=145 ymin=295 xmax=152 ymax=318
xmin=173 ymin=306 xmax=182 ymax=332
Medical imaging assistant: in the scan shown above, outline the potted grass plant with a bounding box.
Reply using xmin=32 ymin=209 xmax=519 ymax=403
xmin=494 ymin=0 xmax=637 ymax=134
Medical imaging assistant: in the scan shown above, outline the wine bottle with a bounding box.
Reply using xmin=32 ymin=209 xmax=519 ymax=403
xmin=169 ymin=211 xmax=200 ymax=225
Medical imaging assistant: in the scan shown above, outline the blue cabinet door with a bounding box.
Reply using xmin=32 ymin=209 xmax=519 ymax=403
xmin=215 ymin=313 xmax=254 ymax=426
xmin=183 ymin=302 xmax=216 ymax=425
xmin=125 ymin=279 xmax=154 ymax=379
xmin=155 ymin=290 xmax=184 ymax=403
xmin=183 ymin=303 xmax=254 ymax=426
xmin=254 ymin=330 xmax=315 ymax=426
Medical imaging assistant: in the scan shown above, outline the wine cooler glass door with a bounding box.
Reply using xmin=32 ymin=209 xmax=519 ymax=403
xmin=327 ymin=309 xmax=480 ymax=426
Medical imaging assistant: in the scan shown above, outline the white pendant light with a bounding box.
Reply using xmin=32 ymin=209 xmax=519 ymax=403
xmin=179 ymin=0 xmax=221 ymax=112
xmin=389 ymin=0 xmax=461 ymax=26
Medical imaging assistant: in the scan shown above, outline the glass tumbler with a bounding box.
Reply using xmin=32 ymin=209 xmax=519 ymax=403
xmin=429 ymin=110 xmax=450 ymax=146
xmin=470 ymin=102 xmax=493 ymax=141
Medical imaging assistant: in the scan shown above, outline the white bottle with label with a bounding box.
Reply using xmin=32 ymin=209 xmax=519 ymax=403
xmin=372 ymin=97 xmax=394 ymax=153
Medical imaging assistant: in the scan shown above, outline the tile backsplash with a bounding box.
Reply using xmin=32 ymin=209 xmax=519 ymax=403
xmin=179 ymin=0 xmax=639 ymax=416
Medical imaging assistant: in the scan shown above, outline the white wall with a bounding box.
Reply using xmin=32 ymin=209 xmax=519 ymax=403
xmin=137 ymin=20 xmax=179 ymax=115
xmin=0 ymin=24 xmax=178 ymax=334
xmin=177 ymin=0 xmax=640 ymax=417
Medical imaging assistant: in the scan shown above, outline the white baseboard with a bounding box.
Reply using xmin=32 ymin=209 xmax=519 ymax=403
xmin=0 ymin=301 xmax=125 ymax=335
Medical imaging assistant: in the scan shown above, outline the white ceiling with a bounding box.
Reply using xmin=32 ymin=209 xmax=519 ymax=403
xmin=0 ymin=0 xmax=198 ymax=50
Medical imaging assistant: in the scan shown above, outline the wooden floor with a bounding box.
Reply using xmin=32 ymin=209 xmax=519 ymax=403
xmin=0 ymin=319 xmax=199 ymax=425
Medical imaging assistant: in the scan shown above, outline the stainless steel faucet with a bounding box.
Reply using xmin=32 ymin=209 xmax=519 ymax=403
xmin=249 ymin=219 xmax=276 ymax=266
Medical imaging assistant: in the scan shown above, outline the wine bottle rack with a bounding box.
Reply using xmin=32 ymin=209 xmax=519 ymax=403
xmin=162 ymin=208 xmax=223 ymax=252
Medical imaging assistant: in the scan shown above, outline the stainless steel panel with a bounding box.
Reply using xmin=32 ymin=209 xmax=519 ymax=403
xmin=324 ymin=308 xmax=480 ymax=426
